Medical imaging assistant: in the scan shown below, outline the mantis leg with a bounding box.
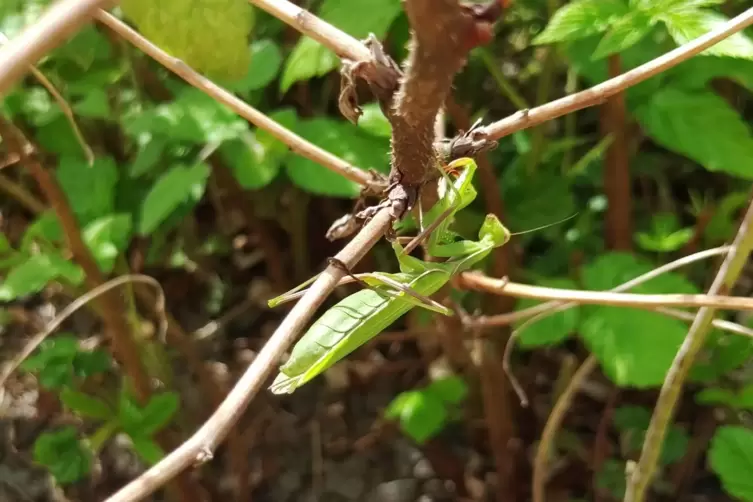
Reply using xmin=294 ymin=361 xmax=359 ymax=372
xmin=327 ymin=258 xmax=452 ymax=315
xmin=267 ymin=272 xmax=323 ymax=308
xmin=401 ymin=157 xmax=475 ymax=256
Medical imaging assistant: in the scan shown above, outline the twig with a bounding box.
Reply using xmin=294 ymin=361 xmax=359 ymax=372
xmin=94 ymin=10 xmax=381 ymax=192
xmin=248 ymin=0 xmax=370 ymax=62
xmin=0 ymin=275 xmax=165 ymax=392
xmin=0 ymin=172 xmax=46 ymax=213
xmin=533 ymin=356 xmax=598 ymax=502
xmin=473 ymin=246 xmax=731 ymax=327
xmin=458 ymin=273 xmax=753 ymax=312
xmin=0 ymin=31 xmax=94 ymax=164
xmin=0 ymin=0 xmax=113 ymax=96
xmin=104 ymin=208 xmax=393 ymax=502
xmin=483 ymin=6 xmax=753 ymax=140
xmin=625 ymin=198 xmax=753 ymax=500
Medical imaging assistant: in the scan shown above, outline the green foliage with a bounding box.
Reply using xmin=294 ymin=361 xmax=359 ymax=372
xmin=696 ymin=384 xmax=753 ymax=410
xmin=280 ymin=0 xmax=402 ymax=91
xmin=286 ymin=117 xmax=389 ymax=197
xmin=635 ymin=212 xmax=693 ymax=252
xmin=118 ymin=390 xmax=180 ymax=437
xmin=121 ymin=0 xmax=254 ymax=79
xmin=613 ymin=405 xmax=689 ymax=465
xmin=579 ymin=253 xmax=697 ymax=387
xmin=20 ymin=336 xmax=112 ymax=390
xmin=636 ymin=88 xmax=753 ymax=179
xmin=515 ymin=277 xmax=580 ymax=348
xmin=60 ymin=388 xmax=114 ymax=420
xmin=0 ymin=253 xmax=83 ymax=301
xmin=709 ymin=426 xmax=753 ymax=501
xmin=386 ymin=376 xmax=468 ymax=444
xmin=533 ymin=0 xmax=629 ymax=45
xmin=33 ymin=427 xmax=92 ymax=485
xmin=138 ymin=163 xmax=210 ymax=234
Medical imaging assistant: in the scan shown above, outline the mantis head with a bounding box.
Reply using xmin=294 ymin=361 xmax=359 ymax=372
xmin=479 ymin=214 xmax=511 ymax=248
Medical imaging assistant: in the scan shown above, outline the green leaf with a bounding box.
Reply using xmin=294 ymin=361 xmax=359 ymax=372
xmin=280 ymin=0 xmax=401 ymax=91
xmin=386 ymin=391 xmax=448 ymax=444
xmin=515 ymin=278 xmax=580 ymax=348
xmin=635 ymin=212 xmax=693 ymax=252
xmin=613 ymin=405 xmax=689 ymax=465
xmin=690 ymin=331 xmax=753 ymax=383
xmin=709 ymin=426 xmax=753 ymax=501
xmin=533 ymin=0 xmax=629 ymax=45
xmin=21 ymin=336 xmax=79 ymax=373
xmin=138 ymin=163 xmax=210 ymax=235
xmin=0 ymin=253 xmax=84 ymax=301
xmin=697 ymin=384 xmax=753 ymax=410
xmin=56 ymin=156 xmax=119 ymax=225
xmin=174 ymin=88 xmax=248 ymax=144
xmin=357 ymin=103 xmax=392 ymax=138
xmin=425 ymin=376 xmax=468 ymax=406
xmin=659 ymin=10 xmax=753 ymax=60
xmin=666 ymin=57 xmax=753 ymax=93
xmin=130 ymin=436 xmax=165 ymax=465
xmin=60 ymin=388 xmax=113 ymax=420
xmin=129 ymin=136 xmax=168 ymax=177
xmin=73 ymin=349 xmax=113 ymax=378
xmin=636 ymin=88 xmax=753 ymax=179
xmin=219 ymin=133 xmax=281 ymax=189
xmin=285 ymin=118 xmax=389 ymax=197
xmin=592 ymin=11 xmax=654 ymax=60
xmin=83 ymin=214 xmax=132 ymax=273
xmin=138 ymin=392 xmax=180 ymax=435
xmin=582 ymin=252 xmax=698 ymax=295
xmin=501 ymin=170 xmax=577 ymax=233
xmin=35 ymin=116 xmax=88 ymax=158
xmin=33 ymin=427 xmax=92 ymax=484
xmin=121 ymin=0 xmax=253 ymax=79
xmin=223 ymin=39 xmax=283 ymax=92
xmin=581 ymin=307 xmax=686 ymax=387
xmin=73 ymin=88 xmax=111 ymax=118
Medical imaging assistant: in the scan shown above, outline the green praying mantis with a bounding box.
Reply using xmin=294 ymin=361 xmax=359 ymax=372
xmin=266 ymin=157 xmax=511 ymax=394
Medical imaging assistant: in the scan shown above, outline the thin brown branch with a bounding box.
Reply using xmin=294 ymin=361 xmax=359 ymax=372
xmin=0 ymin=0 xmax=113 ymax=96
xmin=0 ymin=172 xmax=46 ymax=213
xmin=105 ymin=208 xmax=393 ymax=502
xmin=457 ymin=272 xmax=753 ymax=312
xmin=533 ymin=356 xmax=598 ymax=502
xmin=94 ymin=10 xmax=381 ymax=192
xmin=248 ymin=0 xmax=370 ymax=62
xmin=625 ymin=195 xmax=753 ymax=501
xmin=483 ymin=6 xmax=753 ymax=140
xmin=600 ymin=54 xmax=632 ymax=250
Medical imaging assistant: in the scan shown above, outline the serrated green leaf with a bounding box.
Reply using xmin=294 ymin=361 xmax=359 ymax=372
xmin=121 ymin=0 xmax=253 ymax=79
xmin=33 ymin=427 xmax=91 ymax=484
xmin=0 ymin=253 xmax=83 ymax=301
xmin=533 ymin=0 xmax=629 ymax=45
xmin=709 ymin=426 xmax=753 ymax=501
xmin=130 ymin=436 xmax=165 ymax=465
xmin=592 ymin=12 xmax=654 ymax=60
xmin=636 ymin=88 xmax=753 ymax=179
xmin=56 ymin=156 xmax=119 ymax=225
xmin=581 ymin=308 xmax=686 ymax=387
xmin=22 ymin=212 xmax=64 ymax=249
xmin=387 ymin=390 xmax=448 ymax=444
xmin=118 ymin=389 xmax=145 ymax=433
xmin=357 ymin=103 xmax=392 ymax=138
xmin=138 ymin=392 xmax=180 ymax=435
xmin=60 ymin=388 xmax=113 ymax=420
xmin=285 ymin=118 xmax=388 ymax=197
xmin=280 ymin=0 xmax=401 ymax=91
xmin=224 ymin=39 xmax=282 ymax=92
xmin=21 ymin=336 xmax=79 ymax=372
xmin=666 ymin=56 xmax=753 ymax=93
xmin=83 ymin=214 xmax=132 ymax=273
xmin=660 ymin=10 xmax=753 ymax=60
xmin=138 ymin=163 xmax=210 ymax=235
xmin=515 ymin=278 xmax=580 ymax=348
xmin=425 ymin=376 xmax=468 ymax=406
xmin=582 ymin=252 xmax=698 ymax=295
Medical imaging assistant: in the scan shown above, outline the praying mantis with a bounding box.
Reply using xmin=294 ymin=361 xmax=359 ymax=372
xmin=266 ymin=157 xmax=510 ymax=394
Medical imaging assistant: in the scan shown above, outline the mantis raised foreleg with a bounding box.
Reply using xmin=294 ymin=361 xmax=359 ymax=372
xmin=267 ymin=158 xmax=510 ymax=394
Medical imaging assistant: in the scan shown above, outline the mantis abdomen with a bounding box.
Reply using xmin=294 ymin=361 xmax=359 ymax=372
xmin=270 ymin=270 xmax=450 ymax=394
